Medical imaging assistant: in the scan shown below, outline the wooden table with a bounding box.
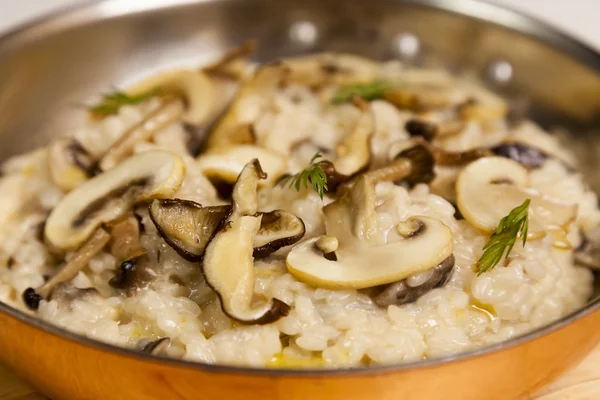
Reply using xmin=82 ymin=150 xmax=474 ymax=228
xmin=2 ymin=346 xmax=600 ymax=400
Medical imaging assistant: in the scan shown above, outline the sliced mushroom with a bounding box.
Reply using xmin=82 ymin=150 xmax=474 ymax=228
xmin=149 ymin=199 xmax=230 ymax=261
xmin=99 ymin=97 xmax=186 ymax=171
xmin=48 ymin=138 xmax=95 ymax=191
xmin=373 ymin=254 xmax=455 ymax=307
xmin=202 ymin=160 xmax=290 ymax=324
xmin=456 ymin=157 xmax=577 ymax=237
xmin=337 ymin=141 xmax=435 ymax=195
xmin=333 ymin=96 xmax=373 ymax=177
xmin=457 ymin=81 xmax=508 ymax=122
xmin=281 ymin=53 xmax=380 ymax=89
xmin=45 ymin=150 xmax=185 ymax=251
xmin=23 ymin=228 xmax=111 ymax=310
xmin=108 ymin=215 xmax=147 ymax=264
xmin=253 ymin=210 xmax=306 ymax=258
xmin=490 ymin=142 xmax=550 ymax=169
xmin=404 ymin=119 xmax=466 ymax=142
xmin=149 ymin=199 xmax=305 ymax=261
xmin=203 ymin=40 xmax=256 ymax=80
xmin=138 ymin=337 xmax=171 ymax=355
xmin=127 ymin=69 xmax=215 ymax=126
xmin=206 ymin=64 xmax=285 ymax=150
xmin=286 ymin=175 xmax=454 ymax=289
xmin=196 ymin=145 xmax=286 ymax=187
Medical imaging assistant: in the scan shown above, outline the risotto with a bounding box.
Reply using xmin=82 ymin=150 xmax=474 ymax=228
xmin=0 ymin=43 xmax=598 ymax=368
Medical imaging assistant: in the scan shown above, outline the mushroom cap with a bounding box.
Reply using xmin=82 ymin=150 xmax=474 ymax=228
xmin=456 ymin=157 xmax=577 ymax=235
xmin=286 ymin=175 xmax=454 ymax=289
xmin=45 ymin=151 xmax=185 ymax=250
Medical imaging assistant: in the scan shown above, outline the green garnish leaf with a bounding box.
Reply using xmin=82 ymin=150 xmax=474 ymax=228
xmin=276 ymin=153 xmax=329 ymax=200
xmin=475 ymin=199 xmax=530 ymax=275
xmin=332 ymin=81 xmax=392 ymax=104
xmin=88 ymin=86 xmax=162 ymax=117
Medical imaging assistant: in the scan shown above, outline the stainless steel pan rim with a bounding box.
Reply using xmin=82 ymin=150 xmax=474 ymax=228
xmin=0 ymin=0 xmax=598 ymax=377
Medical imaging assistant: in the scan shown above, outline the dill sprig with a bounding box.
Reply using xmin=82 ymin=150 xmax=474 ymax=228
xmin=332 ymin=81 xmax=392 ymax=104
xmin=475 ymin=199 xmax=530 ymax=275
xmin=276 ymin=153 xmax=329 ymax=200
xmin=88 ymin=86 xmax=162 ymax=118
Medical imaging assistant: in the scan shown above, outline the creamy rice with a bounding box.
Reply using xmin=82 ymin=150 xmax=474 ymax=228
xmin=0 ymin=52 xmax=597 ymax=368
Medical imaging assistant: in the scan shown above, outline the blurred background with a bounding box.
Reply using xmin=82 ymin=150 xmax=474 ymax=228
xmin=0 ymin=0 xmax=599 ymax=51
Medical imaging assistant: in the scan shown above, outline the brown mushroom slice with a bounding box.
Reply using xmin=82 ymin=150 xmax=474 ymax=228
xmin=23 ymin=228 xmax=111 ymax=310
xmin=149 ymin=199 xmax=230 ymax=261
xmin=490 ymin=142 xmax=551 ymax=169
xmin=456 ymin=157 xmax=577 ymax=236
xmin=286 ymin=176 xmax=454 ymax=289
xmin=196 ymin=145 xmax=286 ymax=186
xmin=203 ymin=160 xmax=290 ymax=324
xmin=253 ymin=210 xmax=306 ymax=258
xmin=45 ymin=150 xmax=185 ymax=251
xmin=149 ymin=199 xmax=304 ymax=260
xmin=206 ymin=64 xmax=285 ymax=150
xmin=48 ymin=138 xmax=95 ymax=191
xmin=127 ymin=69 xmax=215 ymax=126
xmin=373 ymin=254 xmax=455 ymax=307
xmin=99 ymin=97 xmax=186 ymax=171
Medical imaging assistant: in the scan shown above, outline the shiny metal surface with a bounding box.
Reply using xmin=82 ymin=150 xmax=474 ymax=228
xmin=0 ymin=0 xmax=599 ymax=399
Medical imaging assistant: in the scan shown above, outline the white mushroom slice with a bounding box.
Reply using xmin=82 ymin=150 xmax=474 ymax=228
xmin=207 ymin=64 xmax=285 ymax=150
xmin=127 ymin=69 xmax=215 ymax=126
xmin=286 ymin=176 xmax=454 ymax=289
xmin=333 ymin=97 xmax=373 ymax=176
xmin=456 ymin=157 xmax=577 ymax=235
xmin=45 ymin=151 xmax=185 ymax=250
xmin=196 ymin=145 xmax=286 ymax=186
xmin=48 ymin=138 xmax=94 ymax=191
xmin=202 ymin=160 xmax=290 ymax=324
xmin=99 ymin=97 xmax=185 ymax=171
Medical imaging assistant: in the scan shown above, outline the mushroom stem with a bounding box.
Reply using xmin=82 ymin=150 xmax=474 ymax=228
xmin=23 ymin=228 xmax=110 ymax=309
xmin=108 ymin=215 xmax=147 ymax=264
xmin=99 ymin=97 xmax=185 ymax=171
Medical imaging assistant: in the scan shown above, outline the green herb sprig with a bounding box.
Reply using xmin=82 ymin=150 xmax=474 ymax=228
xmin=332 ymin=81 xmax=392 ymax=104
xmin=88 ymin=87 xmax=161 ymax=118
xmin=475 ymin=199 xmax=530 ymax=275
xmin=276 ymin=153 xmax=329 ymax=200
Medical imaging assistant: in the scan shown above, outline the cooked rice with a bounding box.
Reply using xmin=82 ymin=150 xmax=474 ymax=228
xmin=0 ymin=57 xmax=597 ymax=368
